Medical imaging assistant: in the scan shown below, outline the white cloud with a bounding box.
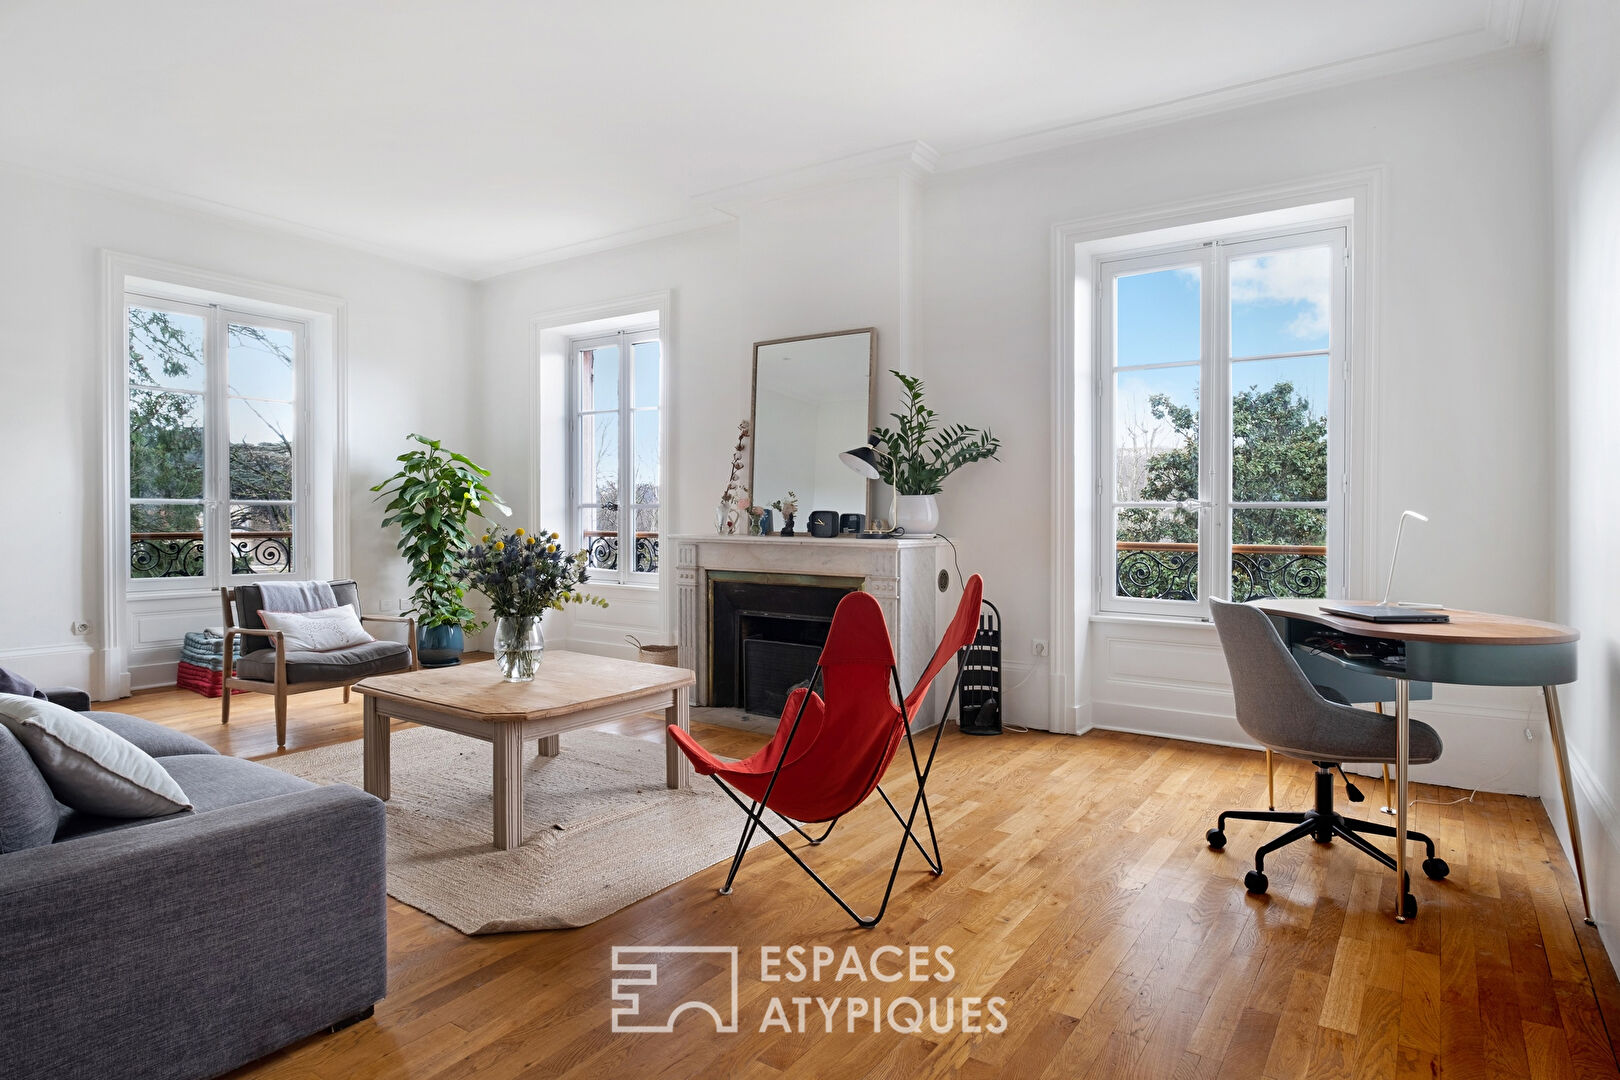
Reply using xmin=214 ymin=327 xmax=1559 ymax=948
xmin=1229 ymin=248 xmax=1330 ymax=342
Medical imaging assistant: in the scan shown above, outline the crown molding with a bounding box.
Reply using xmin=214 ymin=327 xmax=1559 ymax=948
xmin=0 ymin=157 xmax=480 ymax=280
xmin=1486 ymin=0 xmax=1560 ymax=45
xmin=469 ymin=208 xmax=735 ymax=281
xmin=693 ymin=140 xmax=939 ymax=212
xmin=936 ymin=27 xmax=1536 ymax=174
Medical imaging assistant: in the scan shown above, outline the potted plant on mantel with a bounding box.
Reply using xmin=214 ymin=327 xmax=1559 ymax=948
xmin=869 ymin=370 xmax=1001 ymax=536
xmin=371 ymin=434 xmax=510 ymax=667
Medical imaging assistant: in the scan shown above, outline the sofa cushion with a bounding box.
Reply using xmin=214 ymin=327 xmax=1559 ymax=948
xmin=0 ymin=724 xmax=60 ymax=853
xmin=233 ymin=579 xmax=362 ymax=656
xmin=53 ymin=753 xmax=319 ymax=842
xmin=235 ymin=638 xmax=411 ymax=684
xmin=81 ymin=711 xmax=219 ymax=758
xmin=0 ymin=695 xmax=192 ymax=818
xmin=0 ymin=665 xmax=46 ymax=700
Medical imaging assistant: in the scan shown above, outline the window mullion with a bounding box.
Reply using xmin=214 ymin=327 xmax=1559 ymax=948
xmin=618 ymin=331 xmax=634 ymax=583
xmin=206 ymin=305 xmax=229 ymax=586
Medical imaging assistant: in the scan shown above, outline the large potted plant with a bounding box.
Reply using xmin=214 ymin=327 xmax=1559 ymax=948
xmin=371 ymin=434 xmax=509 ymax=666
xmin=869 ymin=370 xmax=1001 ymax=535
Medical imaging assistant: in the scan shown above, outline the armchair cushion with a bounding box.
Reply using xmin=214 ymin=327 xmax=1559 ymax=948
xmin=232 ymin=579 xmax=362 ymax=655
xmin=0 ymin=724 xmax=60 ymax=853
xmin=234 ymin=638 xmax=411 ymax=685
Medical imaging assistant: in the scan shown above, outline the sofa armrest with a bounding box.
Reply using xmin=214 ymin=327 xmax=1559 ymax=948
xmin=41 ymin=687 xmax=91 ymax=712
xmin=0 ymin=784 xmax=388 ymax=1080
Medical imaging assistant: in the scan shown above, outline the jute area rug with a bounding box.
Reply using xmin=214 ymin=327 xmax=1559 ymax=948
xmin=266 ymin=726 xmax=779 ymax=935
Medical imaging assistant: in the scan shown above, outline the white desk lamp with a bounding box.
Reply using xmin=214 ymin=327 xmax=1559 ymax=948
xmin=1380 ymin=510 xmax=1432 ymax=608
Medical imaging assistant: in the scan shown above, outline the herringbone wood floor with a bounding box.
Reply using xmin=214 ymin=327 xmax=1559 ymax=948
xmin=108 ymin=682 xmax=1620 ymax=1079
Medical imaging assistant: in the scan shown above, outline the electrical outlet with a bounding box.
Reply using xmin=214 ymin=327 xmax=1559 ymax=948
xmin=70 ymin=621 xmax=91 ymax=636
xmin=1032 ymin=638 xmax=1049 ymax=657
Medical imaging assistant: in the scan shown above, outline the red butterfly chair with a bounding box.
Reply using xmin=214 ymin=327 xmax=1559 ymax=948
xmin=668 ymin=574 xmax=985 ymax=927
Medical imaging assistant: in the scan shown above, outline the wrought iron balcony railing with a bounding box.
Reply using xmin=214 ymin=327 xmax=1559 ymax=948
xmin=1115 ymin=541 xmax=1326 ymax=602
xmin=583 ymin=530 xmax=660 ymax=574
xmin=130 ymin=531 xmax=293 ymax=578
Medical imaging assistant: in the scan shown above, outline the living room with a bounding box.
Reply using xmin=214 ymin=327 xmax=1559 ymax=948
xmin=3 ymin=2 xmax=1619 ymax=1077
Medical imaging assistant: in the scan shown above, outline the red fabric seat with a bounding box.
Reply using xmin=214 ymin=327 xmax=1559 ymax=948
xmin=669 ymin=574 xmax=985 ymax=926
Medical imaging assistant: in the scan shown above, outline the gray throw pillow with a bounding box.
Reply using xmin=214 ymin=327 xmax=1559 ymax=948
xmin=0 ymin=724 xmax=60 ymax=852
xmin=0 ymin=665 xmax=45 ymax=700
xmin=0 ymin=694 xmax=191 ymax=818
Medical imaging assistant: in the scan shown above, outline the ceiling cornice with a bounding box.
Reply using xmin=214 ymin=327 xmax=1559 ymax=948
xmin=0 ymin=157 xmax=480 ymax=280
xmin=469 ymin=207 xmax=736 ymax=281
xmin=935 ymin=26 xmax=1539 ymax=174
xmin=692 ymin=140 xmax=940 ymax=213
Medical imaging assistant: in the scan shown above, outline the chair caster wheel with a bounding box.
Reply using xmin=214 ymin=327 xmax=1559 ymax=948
xmin=1206 ymin=828 xmax=1226 ymax=850
xmin=1244 ymin=870 xmax=1268 ymax=895
xmin=1422 ymin=857 xmax=1449 ymax=880
xmin=1402 ymin=892 xmax=1418 ymax=918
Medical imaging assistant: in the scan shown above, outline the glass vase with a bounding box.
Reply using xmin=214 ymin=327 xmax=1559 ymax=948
xmin=494 ymin=616 xmax=544 ymax=683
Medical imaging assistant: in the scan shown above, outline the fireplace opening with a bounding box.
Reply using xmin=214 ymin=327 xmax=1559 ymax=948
xmin=708 ymin=574 xmax=862 ymax=716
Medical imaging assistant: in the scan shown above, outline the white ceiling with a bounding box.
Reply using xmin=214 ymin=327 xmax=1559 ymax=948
xmin=0 ymin=1 xmax=1548 ymax=278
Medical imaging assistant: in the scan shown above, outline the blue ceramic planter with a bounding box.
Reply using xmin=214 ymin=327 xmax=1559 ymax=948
xmin=417 ymin=624 xmax=464 ymax=667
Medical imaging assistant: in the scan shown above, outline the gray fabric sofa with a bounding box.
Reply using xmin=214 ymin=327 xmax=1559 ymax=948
xmin=0 ymin=690 xmax=387 ymax=1080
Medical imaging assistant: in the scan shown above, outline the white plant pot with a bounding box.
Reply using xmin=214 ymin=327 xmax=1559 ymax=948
xmin=895 ymin=494 xmax=939 ymax=536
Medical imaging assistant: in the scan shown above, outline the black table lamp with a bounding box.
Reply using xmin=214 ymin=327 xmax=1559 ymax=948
xmin=840 ymin=435 xmax=900 ymax=536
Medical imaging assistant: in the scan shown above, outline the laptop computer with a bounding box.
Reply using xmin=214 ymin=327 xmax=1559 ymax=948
xmin=1319 ymin=603 xmax=1451 ymax=624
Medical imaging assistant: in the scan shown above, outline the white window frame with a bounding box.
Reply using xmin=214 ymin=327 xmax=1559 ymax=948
xmin=124 ymin=289 xmax=312 ymax=593
xmin=1094 ymin=222 xmax=1348 ymax=617
xmin=569 ymin=325 xmax=661 ymax=586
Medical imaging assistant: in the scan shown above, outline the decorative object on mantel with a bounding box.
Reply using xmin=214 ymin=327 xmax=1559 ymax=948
xmin=840 ymin=513 xmax=866 ymax=535
xmin=716 ymin=422 xmax=751 ymax=535
xmin=864 ymin=370 xmax=1001 ymax=537
xmin=771 ymin=491 xmax=798 ymax=537
xmin=745 ymin=505 xmax=772 ymax=536
xmin=807 ymin=510 xmax=839 ymax=538
xmin=457 ymin=525 xmax=606 ymax=682
xmin=371 ymin=433 xmax=511 ymax=666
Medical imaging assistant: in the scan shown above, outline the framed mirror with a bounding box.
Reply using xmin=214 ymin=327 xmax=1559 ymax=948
xmin=749 ymin=328 xmax=876 ymax=525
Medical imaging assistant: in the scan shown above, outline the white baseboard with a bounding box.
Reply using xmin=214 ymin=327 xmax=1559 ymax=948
xmin=0 ymin=642 xmax=94 ymax=691
xmin=1089 ymin=698 xmax=1543 ymax=795
xmin=1541 ymin=743 xmax=1620 ymax=949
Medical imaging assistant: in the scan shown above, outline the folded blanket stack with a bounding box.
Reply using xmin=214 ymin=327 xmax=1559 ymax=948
xmin=176 ymin=630 xmax=242 ymax=698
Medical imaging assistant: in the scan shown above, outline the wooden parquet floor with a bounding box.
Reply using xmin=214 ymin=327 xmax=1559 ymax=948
xmin=107 ymin=682 xmax=1620 ymax=1079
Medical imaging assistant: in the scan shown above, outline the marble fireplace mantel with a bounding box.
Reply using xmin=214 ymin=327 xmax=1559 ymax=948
xmin=673 ymin=534 xmax=949 ymax=715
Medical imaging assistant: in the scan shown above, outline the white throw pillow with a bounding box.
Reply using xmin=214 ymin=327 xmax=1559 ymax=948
xmin=0 ymin=694 xmax=192 ymax=818
xmin=259 ymin=605 xmax=375 ymax=652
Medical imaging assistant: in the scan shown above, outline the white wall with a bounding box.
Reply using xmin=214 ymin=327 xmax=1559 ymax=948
xmin=0 ymin=166 xmax=477 ymax=693
xmin=1547 ymin=0 xmax=1620 ymax=942
xmin=918 ymin=52 xmax=1553 ymax=789
xmin=471 ymin=53 xmax=1556 ymax=793
xmin=476 ymin=175 xmax=924 ymax=658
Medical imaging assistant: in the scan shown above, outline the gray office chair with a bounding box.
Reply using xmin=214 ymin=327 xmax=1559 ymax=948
xmin=1206 ymin=598 xmax=1449 ymax=916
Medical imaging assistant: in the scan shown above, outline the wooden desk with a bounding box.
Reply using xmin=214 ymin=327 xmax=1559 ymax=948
xmin=355 ymin=653 xmax=695 ymax=851
xmin=1255 ymin=599 xmax=1587 ymax=924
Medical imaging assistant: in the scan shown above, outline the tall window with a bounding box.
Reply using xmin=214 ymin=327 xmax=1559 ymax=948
xmin=573 ymin=327 xmax=661 ymax=583
xmin=1098 ymin=225 xmax=1346 ymax=615
xmin=126 ymin=294 xmax=304 ymax=584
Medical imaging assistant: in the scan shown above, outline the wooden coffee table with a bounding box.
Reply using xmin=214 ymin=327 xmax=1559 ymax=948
xmin=354 ymin=652 xmax=695 ymax=851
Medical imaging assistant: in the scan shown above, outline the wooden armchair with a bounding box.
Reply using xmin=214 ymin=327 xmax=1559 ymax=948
xmin=220 ymin=579 xmax=418 ymax=746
